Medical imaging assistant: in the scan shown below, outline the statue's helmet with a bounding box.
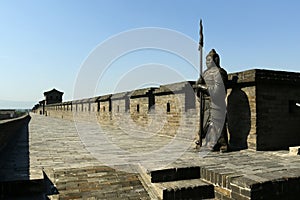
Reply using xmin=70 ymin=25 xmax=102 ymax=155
xmin=206 ymin=49 xmax=220 ymax=67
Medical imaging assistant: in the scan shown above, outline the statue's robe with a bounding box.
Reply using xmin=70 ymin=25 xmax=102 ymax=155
xmin=197 ymin=66 xmax=228 ymax=149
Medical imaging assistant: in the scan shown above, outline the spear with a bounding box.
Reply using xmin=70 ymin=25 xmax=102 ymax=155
xmin=199 ymin=19 xmax=204 ymax=76
xmin=198 ymin=19 xmax=204 ymax=147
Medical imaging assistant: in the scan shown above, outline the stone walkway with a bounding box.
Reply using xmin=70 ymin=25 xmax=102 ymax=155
xmin=1 ymin=113 xmax=300 ymax=199
xmin=29 ymin=113 xmax=150 ymax=199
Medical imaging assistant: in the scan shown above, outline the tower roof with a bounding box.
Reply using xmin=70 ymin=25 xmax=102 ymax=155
xmin=44 ymin=88 xmax=64 ymax=96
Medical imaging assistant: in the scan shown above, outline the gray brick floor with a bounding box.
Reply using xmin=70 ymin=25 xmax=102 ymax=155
xmin=1 ymin=113 xmax=300 ymax=199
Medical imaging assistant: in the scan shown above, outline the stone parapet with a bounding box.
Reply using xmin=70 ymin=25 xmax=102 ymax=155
xmin=0 ymin=114 xmax=31 ymax=152
xmin=256 ymin=69 xmax=300 ymax=85
xmin=38 ymin=68 xmax=300 ymax=151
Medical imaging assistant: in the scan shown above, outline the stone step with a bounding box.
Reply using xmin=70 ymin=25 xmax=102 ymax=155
xmin=148 ymin=166 xmax=201 ymax=183
xmin=137 ymin=165 xmax=214 ymax=199
xmin=153 ymin=179 xmax=215 ymax=200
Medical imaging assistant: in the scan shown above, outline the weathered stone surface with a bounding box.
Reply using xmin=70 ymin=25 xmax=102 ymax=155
xmin=289 ymin=146 xmax=300 ymax=155
xmin=49 ymin=166 xmax=150 ymax=200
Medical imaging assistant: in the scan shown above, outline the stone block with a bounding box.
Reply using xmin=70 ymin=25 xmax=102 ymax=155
xmin=176 ymin=166 xmax=200 ymax=180
xmin=156 ymin=179 xmax=214 ymax=200
xmin=151 ymin=168 xmax=176 ymax=183
xmin=150 ymin=167 xmax=201 ymax=183
xmin=289 ymin=146 xmax=300 ymax=155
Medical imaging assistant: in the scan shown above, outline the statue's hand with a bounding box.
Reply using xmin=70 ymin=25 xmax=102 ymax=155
xmin=197 ymin=84 xmax=209 ymax=95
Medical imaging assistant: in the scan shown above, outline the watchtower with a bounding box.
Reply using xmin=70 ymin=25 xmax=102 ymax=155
xmin=44 ymin=88 xmax=63 ymax=105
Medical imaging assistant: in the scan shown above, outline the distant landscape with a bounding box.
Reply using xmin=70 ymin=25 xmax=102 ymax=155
xmin=0 ymin=99 xmax=34 ymax=110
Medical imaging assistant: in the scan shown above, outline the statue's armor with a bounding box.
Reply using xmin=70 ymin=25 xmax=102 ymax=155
xmin=197 ymin=66 xmax=228 ymax=149
xmin=202 ymin=66 xmax=227 ymax=123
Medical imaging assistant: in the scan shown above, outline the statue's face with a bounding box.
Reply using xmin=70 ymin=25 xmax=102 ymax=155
xmin=206 ymin=55 xmax=216 ymax=68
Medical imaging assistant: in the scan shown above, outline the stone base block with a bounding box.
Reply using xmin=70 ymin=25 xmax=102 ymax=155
xmin=289 ymin=146 xmax=300 ymax=155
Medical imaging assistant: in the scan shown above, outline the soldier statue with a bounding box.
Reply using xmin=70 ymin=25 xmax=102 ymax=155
xmin=196 ymin=49 xmax=229 ymax=152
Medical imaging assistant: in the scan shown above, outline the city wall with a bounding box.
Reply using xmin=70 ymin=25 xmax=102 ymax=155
xmin=36 ymin=69 xmax=300 ymax=151
xmin=0 ymin=114 xmax=31 ymax=153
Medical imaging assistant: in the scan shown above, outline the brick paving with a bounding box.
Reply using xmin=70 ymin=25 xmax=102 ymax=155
xmin=1 ymin=113 xmax=300 ymax=199
xmin=28 ymin=113 xmax=150 ymax=199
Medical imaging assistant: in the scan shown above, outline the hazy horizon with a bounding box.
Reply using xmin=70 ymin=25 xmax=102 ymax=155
xmin=0 ymin=99 xmax=35 ymax=109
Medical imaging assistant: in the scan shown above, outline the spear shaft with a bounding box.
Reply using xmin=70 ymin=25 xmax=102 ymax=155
xmin=198 ymin=19 xmax=204 ymax=147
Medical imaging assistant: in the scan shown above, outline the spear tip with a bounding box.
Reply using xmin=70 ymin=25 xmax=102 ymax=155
xmin=199 ymin=19 xmax=204 ymax=50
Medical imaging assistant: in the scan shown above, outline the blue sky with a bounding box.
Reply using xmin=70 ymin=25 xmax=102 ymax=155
xmin=0 ymin=0 xmax=300 ymax=108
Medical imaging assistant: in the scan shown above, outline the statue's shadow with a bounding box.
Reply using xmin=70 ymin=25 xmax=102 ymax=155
xmin=227 ymin=77 xmax=251 ymax=151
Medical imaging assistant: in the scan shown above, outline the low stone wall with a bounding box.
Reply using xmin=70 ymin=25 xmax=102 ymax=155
xmin=0 ymin=114 xmax=31 ymax=153
xmin=41 ymin=81 xmax=199 ymax=141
